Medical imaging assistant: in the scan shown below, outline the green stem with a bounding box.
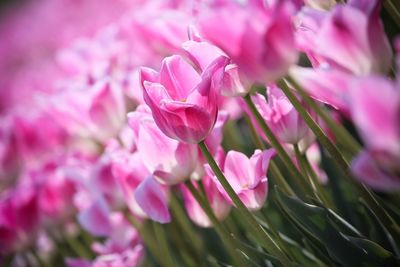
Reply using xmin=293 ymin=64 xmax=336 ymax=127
xmin=269 ymin=161 xmax=296 ymax=197
xmin=243 ymin=94 xmax=307 ymax=197
xmin=245 ymin=113 xmax=296 ymax=196
xmin=185 ymin=181 xmax=247 ymax=267
xmin=30 ymin=249 xmax=51 ymax=267
xmin=294 ymin=144 xmax=331 ymax=208
xmin=277 ymin=80 xmax=350 ymax=175
xmin=169 ymin=193 xmax=203 ymax=252
xmin=152 ymin=222 xmax=176 ymax=267
xmin=125 ymin=213 xmax=165 ymax=267
xmin=198 ymin=141 xmax=293 ymax=267
xmin=285 ymin=76 xmax=361 ymax=156
xmin=301 ymin=152 xmax=333 ymax=209
xmin=63 ymin=233 xmax=93 ymax=259
xmin=384 ymin=0 xmax=400 ymax=27
xmin=279 ymin=79 xmax=400 ymax=241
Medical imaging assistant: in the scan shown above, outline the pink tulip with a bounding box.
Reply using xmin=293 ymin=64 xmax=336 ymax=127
xmin=182 ymin=39 xmax=249 ymax=96
xmin=141 ymin=54 xmax=228 ymax=143
xmin=0 ymin=185 xmax=40 ymax=254
xmin=352 ymin=151 xmax=400 ymax=192
xmin=78 ymin=197 xmax=112 ymax=237
xmin=249 ymin=85 xmax=310 ymax=144
xmin=289 ymin=66 xmax=354 ymax=114
xmin=207 ymin=149 xmax=275 ymax=211
xmin=197 ymin=0 xmax=298 ymax=84
xmin=296 ymin=0 xmax=392 ymax=75
xmin=128 ymin=105 xmax=199 ymax=185
xmin=348 ymin=75 xmax=400 ymax=191
xmin=134 ymin=176 xmax=171 ymax=224
xmin=112 ymin=151 xmax=149 ymax=219
xmin=348 ymin=76 xmax=400 ymax=168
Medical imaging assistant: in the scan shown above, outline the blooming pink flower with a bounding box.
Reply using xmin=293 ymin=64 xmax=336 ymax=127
xmin=0 ymin=185 xmax=40 ymax=254
xmin=207 ymin=149 xmax=275 ymax=211
xmin=128 ymin=105 xmax=199 ymax=185
xmin=250 ymin=85 xmax=310 ymax=144
xmin=197 ymin=0 xmax=298 ymax=84
xmin=348 ymin=75 xmax=400 ymax=191
xmin=78 ymin=197 xmax=112 ymax=237
xmin=296 ymin=0 xmax=392 ymax=75
xmin=141 ymin=54 xmax=229 ymax=143
xmin=134 ymin=176 xmax=171 ymax=224
xmin=352 ymin=151 xmax=400 ymax=192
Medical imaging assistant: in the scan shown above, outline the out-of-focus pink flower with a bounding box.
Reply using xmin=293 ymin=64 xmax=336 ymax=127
xmin=296 ymin=0 xmax=392 ymax=74
xmin=251 ymin=85 xmax=309 ymax=144
xmin=289 ymin=66 xmax=354 ymax=114
xmin=182 ymin=39 xmax=249 ymax=97
xmin=68 ymin=212 xmax=144 ymax=267
xmin=112 ymin=151 xmax=148 ymax=218
xmin=207 ymin=149 xmax=275 ymax=211
xmin=352 ymin=151 xmax=400 ymax=192
xmin=78 ymin=197 xmax=112 ymax=237
xmin=182 ymin=149 xmax=231 ymax=227
xmin=0 ymin=185 xmax=40 ymax=254
xmin=197 ymin=0 xmax=298 ymax=84
xmin=128 ymin=105 xmax=198 ymax=185
xmin=134 ymin=176 xmax=171 ymax=224
xmin=348 ymin=76 xmax=400 ymax=168
xmin=141 ymin=54 xmax=228 ymax=143
xmin=348 ymin=75 xmax=400 ymax=191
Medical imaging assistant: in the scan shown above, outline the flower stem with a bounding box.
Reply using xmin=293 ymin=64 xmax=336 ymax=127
xmin=285 ymin=76 xmax=361 ymax=156
xmin=125 ymin=212 xmax=165 ymax=267
xmin=152 ymin=222 xmax=176 ymax=267
xmin=184 ymin=180 xmax=248 ymax=267
xmin=243 ymin=94 xmax=308 ymax=197
xmin=277 ymin=80 xmax=350 ymax=175
xmin=198 ymin=141 xmax=293 ymax=267
xmin=30 ymin=249 xmax=51 ymax=267
xmin=245 ymin=114 xmax=296 ymax=196
xmin=169 ymin=193 xmax=203 ymax=252
xmin=293 ymin=144 xmax=332 ymax=209
xmin=279 ymin=79 xmax=400 ymax=240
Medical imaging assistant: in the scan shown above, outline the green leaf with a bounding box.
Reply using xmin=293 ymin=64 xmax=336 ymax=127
xmin=274 ymin=187 xmax=397 ymax=267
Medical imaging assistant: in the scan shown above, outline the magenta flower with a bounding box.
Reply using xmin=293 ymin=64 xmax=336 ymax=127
xmin=134 ymin=176 xmax=171 ymax=224
xmin=128 ymin=105 xmax=199 ymax=185
xmin=0 ymin=185 xmax=40 ymax=254
xmin=348 ymin=75 xmax=400 ymax=191
xmin=296 ymin=0 xmax=392 ymax=75
xmin=250 ymin=85 xmax=310 ymax=144
xmin=207 ymin=149 xmax=275 ymax=211
xmin=141 ymin=54 xmax=229 ymax=143
xmin=197 ymin=0 xmax=298 ymax=84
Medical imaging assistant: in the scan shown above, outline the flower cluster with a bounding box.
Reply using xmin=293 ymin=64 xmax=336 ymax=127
xmin=1 ymin=0 xmax=399 ymax=266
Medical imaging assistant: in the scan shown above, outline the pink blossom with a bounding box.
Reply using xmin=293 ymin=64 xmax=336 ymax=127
xmin=348 ymin=75 xmax=400 ymax=191
xmin=250 ymin=85 xmax=309 ymax=144
xmin=141 ymin=54 xmax=229 ymax=143
xmin=197 ymin=0 xmax=298 ymax=84
xmin=207 ymin=149 xmax=275 ymax=211
xmin=0 ymin=185 xmax=40 ymax=254
xmin=134 ymin=176 xmax=171 ymax=224
xmin=128 ymin=105 xmax=199 ymax=185
xmin=296 ymin=0 xmax=392 ymax=75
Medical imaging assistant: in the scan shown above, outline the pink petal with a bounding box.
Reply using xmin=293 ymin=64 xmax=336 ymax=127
xmin=134 ymin=176 xmax=171 ymax=224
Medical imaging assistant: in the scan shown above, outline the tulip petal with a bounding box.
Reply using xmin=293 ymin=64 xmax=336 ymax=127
xmin=134 ymin=176 xmax=171 ymax=224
